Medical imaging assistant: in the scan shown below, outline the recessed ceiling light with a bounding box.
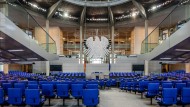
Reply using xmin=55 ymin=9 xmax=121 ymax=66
xmin=11 ymin=59 xmax=19 ymax=60
xmin=175 ymin=49 xmax=190 ymax=52
xmin=0 ymin=37 xmax=4 ymax=40
xmin=8 ymin=49 xmax=24 ymax=52
xmin=160 ymin=58 xmax=171 ymax=60
xmin=27 ymin=58 xmax=38 ymax=60
xmin=64 ymin=12 xmax=69 ymax=17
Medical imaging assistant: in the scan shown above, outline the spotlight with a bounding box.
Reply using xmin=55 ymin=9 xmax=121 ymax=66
xmin=64 ymin=12 xmax=69 ymax=17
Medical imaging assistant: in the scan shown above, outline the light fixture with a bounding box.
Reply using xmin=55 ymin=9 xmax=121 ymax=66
xmin=27 ymin=58 xmax=38 ymax=60
xmin=11 ymin=59 xmax=20 ymax=61
xmin=175 ymin=49 xmax=190 ymax=52
xmin=160 ymin=58 xmax=171 ymax=60
xmin=8 ymin=49 xmax=24 ymax=52
xmin=64 ymin=12 xmax=69 ymax=17
xmin=0 ymin=37 xmax=4 ymax=40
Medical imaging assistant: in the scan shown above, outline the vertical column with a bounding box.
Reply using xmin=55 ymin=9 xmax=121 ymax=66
xmin=3 ymin=64 xmax=9 ymax=74
xmin=0 ymin=3 xmax=8 ymax=16
xmin=145 ymin=20 xmax=148 ymax=53
xmin=144 ymin=60 xmax=149 ymax=76
xmin=46 ymin=20 xmax=49 ymax=52
xmin=185 ymin=63 xmax=190 ymax=73
xmin=80 ymin=26 xmax=83 ymax=64
xmin=45 ymin=61 xmax=50 ymax=76
xmin=111 ymin=26 xmax=114 ymax=64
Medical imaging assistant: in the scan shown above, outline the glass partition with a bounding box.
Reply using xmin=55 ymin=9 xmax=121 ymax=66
xmin=0 ymin=1 xmax=57 ymax=54
xmin=141 ymin=0 xmax=190 ymax=54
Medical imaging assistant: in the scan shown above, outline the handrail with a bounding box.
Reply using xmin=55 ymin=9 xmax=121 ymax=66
xmin=141 ymin=0 xmax=185 ymax=54
xmin=14 ymin=0 xmax=56 ymax=44
xmin=142 ymin=1 xmax=181 ymax=44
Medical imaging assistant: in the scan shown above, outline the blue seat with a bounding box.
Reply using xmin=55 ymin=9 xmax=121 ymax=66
xmin=14 ymin=83 xmax=26 ymax=95
xmin=180 ymin=88 xmax=190 ymax=107
xmin=86 ymin=84 xmax=99 ymax=89
xmin=99 ymin=80 xmax=105 ymax=89
xmin=28 ymin=81 xmax=38 ymax=84
xmin=71 ymin=84 xmax=83 ymax=106
xmin=126 ymin=82 xmax=133 ymax=92
xmin=2 ymin=83 xmax=12 ymax=94
xmin=25 ymin=89 xmax=45 ymax=106
xmin=105 ymin=80 xmax=112 ymax=88
xmin=56 ymin=84 xmax=69 ymax=106
xmin=41 ymin=84 xmax=55 ymax=106
xmin=145 ymin=83 xmax=160 ymax=104
xmin=83 ymin=89 xmax=99 ymax=106
xmin=157 ymin=88 xmax=177 ymax=106
xmin=138 ymin=81 xmax=149 ymax=98
xmin=131 ymin=81 xmax=138 ymax=94
xmin=119 ymin=80 xmax=126 ymax=90
xmin=175 ymin=83 xmax=186 ymax=96
xmin=28 ymin=84 xmax=39 ymax=89
xmin=8 ymin=88 xmax=24 ymax=106
xmin=0 ymin=88 xmax=5 ymax=106
xmin=162 ymin=83 xmax=173 ymax=89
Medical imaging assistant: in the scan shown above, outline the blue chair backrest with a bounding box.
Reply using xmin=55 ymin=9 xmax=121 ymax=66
xmin=25 ymin=89 xmax=41 ymax=105
xmin=0 ymin=88 xmax=4 ymax=104
xmin=42 ymin=84 xmax=54 ymax=96
xmin=162 ymin=83 xmax=173 ymax=88
xmin=86 ymin=84 xmax=99 ymax=89
xmin=14 ymin=83 xmax=26 ymax=93
xmin=71 ymin=84 xmax=83 ymax=98
xmin=28 ymin=84 xmax=39 ymax=89
xmin=2 ymin=83 xmax=12 ymax=93
xmin=56 ymin=84 xmax=69 ymax=97
xmin=8 ymin=88 xmax=23 ymax=105
xmin=139 ymin=81 xmax=149 ymax=91
xmin=162 ymin=88 xmax=177 ymax=105
xmin=181 ymin=88 xmax=190 ymax=104
xmin=147 ymin=83 xmax=159 ymax=95
xmin=83 ymin=89 xmax=99 ymax=106
xmin=28 ymin=81 xmax=38 ymax=84
xmin=175 ymin=83 xmax=186 ymax=94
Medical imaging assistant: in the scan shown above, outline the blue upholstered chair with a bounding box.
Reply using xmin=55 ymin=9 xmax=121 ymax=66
xmin=86 ymin=84 xmax=99 ymax=89
xmin=83 ymin=89 xmax=99 ymax=107
xmin=14 ymin=83 xmax=26 ymax=95
xmin=138 ymin=81 xmax=149 ymax=98
xmin=8 ymin=88 xmax=24 ymax=106
xmin=25 ymin=89 xmax=45 ymax=106
xmin=56 ymin=84 xmax=69 ymax=106
xmin=71 ymin=84 xmax=83 ymax=106
xmin=145 ymin=83 xmax=159 ymax=104
xmin=157 ymin=88 xmax=177 ymax=106
xmin=28 ymin=84 xmax=39 ymax=89
xmin=180 ymin=88 xmax=190 ymax=107
xmin=41 ymin=84 xmax=55 ymax=106
xmin=2 ymin=83 xmax=12 ymax=95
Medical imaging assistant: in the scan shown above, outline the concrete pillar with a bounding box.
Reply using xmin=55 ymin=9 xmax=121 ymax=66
xmin=3 ymin=64 xmax=9 ymax=74
xmin=45 ymin=61 xmax=50 ymax=76
xmin=185 ymin=63 xmax=190 ymax=73
xmin=144 ymin=60 xmax=149 ymax=75
xmin=145 ymin=20 xmax=148 ymax=53
xmin=111 ymin=26 xmax=114 ymax=64
xmin=0 ymin=3 xmax=8 ymax=16
xmin=80 ymin=26 xmax=83 ymax=64
xmin=46 ymin=20 xmax=49 ymax=52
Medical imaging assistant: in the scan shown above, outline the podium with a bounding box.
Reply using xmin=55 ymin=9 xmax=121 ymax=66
xmin=91 ymin=72 xmax=104 ymax=79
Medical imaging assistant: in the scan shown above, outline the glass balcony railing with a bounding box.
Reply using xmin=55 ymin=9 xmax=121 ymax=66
xmin=141 ymin=0 xmax=190 ymax=54
xmin=0 ymin=1 xmax=57 ymax=54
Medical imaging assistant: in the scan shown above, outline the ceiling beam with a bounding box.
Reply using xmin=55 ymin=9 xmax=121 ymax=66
xmin=108 ymin=7 xmax=114 ymax=26
xmin=80 ymin=7 xmax=86 ymax=25
xmin=131 ymin=0 xmax=147 ymax=19
xmin=47 ymin=0 xmax=63 ymax=20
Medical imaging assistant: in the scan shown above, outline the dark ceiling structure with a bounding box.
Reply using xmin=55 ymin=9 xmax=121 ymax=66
xmin=11 ymin=0 xmax=181 ymax=25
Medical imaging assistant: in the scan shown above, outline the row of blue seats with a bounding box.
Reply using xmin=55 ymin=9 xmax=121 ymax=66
xmin=0 ymin=84 xmax=99 ymax=106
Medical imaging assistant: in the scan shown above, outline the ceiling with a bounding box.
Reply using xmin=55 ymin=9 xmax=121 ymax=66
xmin=12 ymin=0 xmax=180 ymax=25
xmin=153 ymin=37 xmax=190 ymax=62
xmin=0 ymin=31 xmax=46 ymax=63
